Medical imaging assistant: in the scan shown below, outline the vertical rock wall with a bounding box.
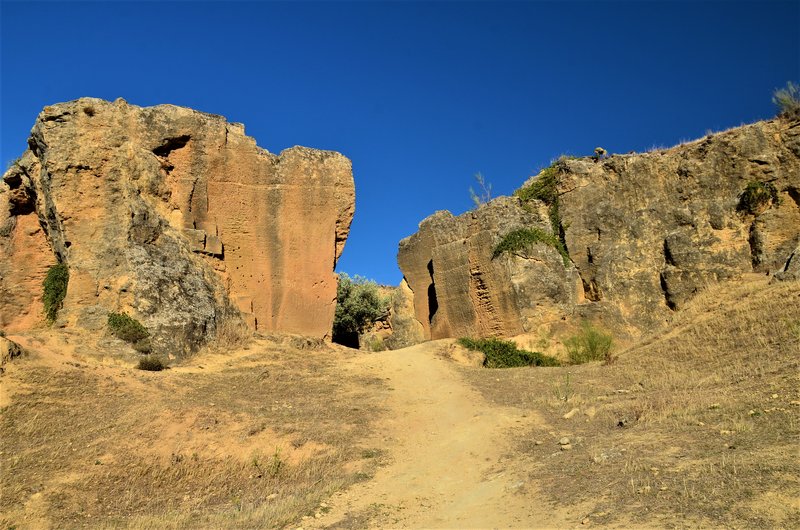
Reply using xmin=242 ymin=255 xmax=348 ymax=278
xmin=0 ymin=98 xmax=355 ymax=352
xmin=398 ymin=119 xmax=800 ymax=341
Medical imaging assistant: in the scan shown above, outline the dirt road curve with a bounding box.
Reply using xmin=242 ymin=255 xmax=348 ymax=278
xmin=313 ymin=341 xmax=570 ymax=529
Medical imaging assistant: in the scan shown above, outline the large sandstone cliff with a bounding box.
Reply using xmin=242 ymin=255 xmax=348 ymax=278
xmin=0 ymin=98 xmax=355 ymax=353
xmin=399 ymin=119 xmax=800 ymax=341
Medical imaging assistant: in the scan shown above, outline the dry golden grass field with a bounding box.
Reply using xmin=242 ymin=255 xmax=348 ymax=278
xmin=1 ymin=276 xmax=798 ymax=529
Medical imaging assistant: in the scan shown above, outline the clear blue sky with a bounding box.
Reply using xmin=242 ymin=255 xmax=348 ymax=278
xmin=2 ymin=1 xmax=798 ymax=285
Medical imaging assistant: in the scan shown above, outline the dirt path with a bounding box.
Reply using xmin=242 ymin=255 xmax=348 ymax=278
xmin=313 ymin=340 xmax=571 ymax=529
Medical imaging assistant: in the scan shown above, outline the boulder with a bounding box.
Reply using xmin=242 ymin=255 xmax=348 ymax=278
xmin=0 ymin=98 xmax=355 ymax=353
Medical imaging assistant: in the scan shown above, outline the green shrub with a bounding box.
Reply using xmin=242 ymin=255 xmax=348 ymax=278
xmin=108 ymin=312 xmax=149 ymax=343
xmin=737 ymin=181 xmax=779 ymax=214
xmin=515 ymin=164 xmax=560 ymax=204
xmin=493 ymin=227 xmax=570 ymax=266
xmin=332 ymin=273 xmax=389 ymax=346
xmin=773 ymin=81 xmax=800 ymax=120
xmin=42 ymin=263 xmax=69 ymax=322
xmin=513 ymin=160 xmax=571 ymax=264
xmin=458 ymin=337 xmax=560 ymax=368
xmin=564 ymin=321 xmax=614 ymax=364
xmin=136 ymin=356 xmax=166 ymax=371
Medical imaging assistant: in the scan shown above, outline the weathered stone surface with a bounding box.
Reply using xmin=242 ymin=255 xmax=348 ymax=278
xmin=399 ymin=197 xmax=580 ymax=340
xmin=0 ymin=336 xmax=23 ymax=374
xmin=772 ymin=243 xmax=800 ymax=282
xmin=384 ymin=279 xmax=426 ymax=349
xmin=0 ymin=98 xmax=355 ymax=352
xmin=398 ymin=119 xmax=800 ymax=340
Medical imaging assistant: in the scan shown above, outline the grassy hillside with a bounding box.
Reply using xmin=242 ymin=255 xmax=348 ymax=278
xmin=461 ymin=275 xmax=800 ymax=528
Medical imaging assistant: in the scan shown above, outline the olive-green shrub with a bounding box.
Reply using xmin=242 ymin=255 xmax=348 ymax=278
xmin=458 ymin=337 xmax=560 ymax=368
xmin=43 ymin=263 xmax=69 ymax=322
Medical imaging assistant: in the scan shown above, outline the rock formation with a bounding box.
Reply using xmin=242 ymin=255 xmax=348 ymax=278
xmin=398 ymin=118 xmax=800 ymax=341
xmin=0 ymin=98 xmax=355 ymax=353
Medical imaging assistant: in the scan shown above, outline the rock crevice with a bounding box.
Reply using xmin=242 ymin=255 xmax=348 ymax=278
xmin=398 ymin=119 xmax=800 ymax=340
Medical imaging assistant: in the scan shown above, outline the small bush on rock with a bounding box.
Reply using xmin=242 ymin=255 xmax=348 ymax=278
xmin=458 ymin=337 xmax=560 ymax=368
xmin=43 ymin=263 xmax=69 ymax=323
xmin=737 ymin=181 xmax=779 ymax=214
xmin=493 ymin=227 xmax=570 ymax=266
xmin=773 ymin=81 xmax=800 ymax=120
xmin=136 ymin=356 xmax=166 ymax=371
xmin=108 ymin=312 xmax=149 ymax=343
xmin=564 ymin=321 xmax=614 ymax=364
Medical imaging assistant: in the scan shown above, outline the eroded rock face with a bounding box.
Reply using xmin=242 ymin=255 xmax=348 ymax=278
xmin=398 ymin=197 xmax=581 ymax=340
xmin=398 ymin=119 xmax=800 ymax=341
xmin=0 ymin=98 xmax=355 ymax=352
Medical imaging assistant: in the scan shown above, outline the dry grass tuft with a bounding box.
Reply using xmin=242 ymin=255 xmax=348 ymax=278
xmin=460 ymin=277 xmax=800 ymax=528
xmin=0 ymin=336 xmax=387 ymax=529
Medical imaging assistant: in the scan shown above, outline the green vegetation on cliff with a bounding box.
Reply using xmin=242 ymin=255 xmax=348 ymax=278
xmin=42 ymin=263 xmax=69 ymax=322
xmin=512 ymin=160 xmax=571 ymax=265
xmin=108 ymin=312 xmax=150 ymax=345
xmin=492 ymin=227 xmax=570 ymax=266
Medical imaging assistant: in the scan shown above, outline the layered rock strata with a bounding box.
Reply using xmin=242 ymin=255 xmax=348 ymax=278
xmin=0 ymin=98 xmax=355 ymax=352
xmin=399 ymin=119 xmax=800 ymax=340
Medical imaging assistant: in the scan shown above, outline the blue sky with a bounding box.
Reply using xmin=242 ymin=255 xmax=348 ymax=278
xmin=2 ymin=1 xmax=798 ymax=285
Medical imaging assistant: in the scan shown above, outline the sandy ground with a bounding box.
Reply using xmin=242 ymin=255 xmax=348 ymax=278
xmin=313 ymin=341 xmax=574 ymax=529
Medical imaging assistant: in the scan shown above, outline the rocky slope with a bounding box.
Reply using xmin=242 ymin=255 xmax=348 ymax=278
xmin=0 ymin=98 xmax=355 ymax=353
xmin=398 ymin=118 xmax=800 ymax=340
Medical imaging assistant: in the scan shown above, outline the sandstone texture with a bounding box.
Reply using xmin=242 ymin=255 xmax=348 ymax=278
xmin=359 ymin=280 xmax=426 ymax=351
xmin=399 ymin=197 xmax=580 ymax=340
xmin=0 ymin=98 xmax=355 ymax=353
xmin=398 ymin=119 xmax=800 ymax=341
xmin=0 ymin=336 xmax=23 ymax=374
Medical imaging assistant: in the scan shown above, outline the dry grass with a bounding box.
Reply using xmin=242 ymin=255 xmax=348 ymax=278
xmin=460 ymin=277 xmax=800 ymax=528
xmin=0 ymin=335 xmax=387 ymax=529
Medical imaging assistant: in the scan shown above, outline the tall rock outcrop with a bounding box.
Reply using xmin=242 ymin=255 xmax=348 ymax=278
xmin=399 ymin=118 xmax=800 ymax=341
xmin=0 ymin=98 xmax=355 ymax=353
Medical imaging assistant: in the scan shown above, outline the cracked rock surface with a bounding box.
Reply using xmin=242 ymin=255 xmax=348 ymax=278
xmin=0 ymin=98 xmax=355 ymax=352
xmin=398 ymin=119 xmax=800 ymax=340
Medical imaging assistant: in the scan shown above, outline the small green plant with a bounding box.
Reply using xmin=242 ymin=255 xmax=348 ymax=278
xmin=553 ymin=372 xmax=573 ymax=402
xmin=514 ymin=160 xmax=571 ymax=264
xmin=42 ymin=263 xmax=69 ymax=323
xmin=458 ymin=337 xmax=560 ymax=368
xmin=493 ymin=227 xmax=570 ymax=266
xmin=515 ymin=164 xmax=560 ymax=204
xmin=737 ymin=181 xmax=779 ymax=214
xmin=108 ymin=312 xmax=149 ymax=343
xmin=136 ymin=356 xmax=166 ymax=371
xmin=267 ymin=447 xmax=285 ymax=477
xmin=469 ymin=172 xmax=493 ymax=207
xmin=773 ymin=81 xmax=800 ymax=120
xmin=564 ymin=321 xmax=614 ymax=364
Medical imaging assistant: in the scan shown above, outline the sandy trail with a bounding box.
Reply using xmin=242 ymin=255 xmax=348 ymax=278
xmin=314 ymin=340 xmax=569 ymax=529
